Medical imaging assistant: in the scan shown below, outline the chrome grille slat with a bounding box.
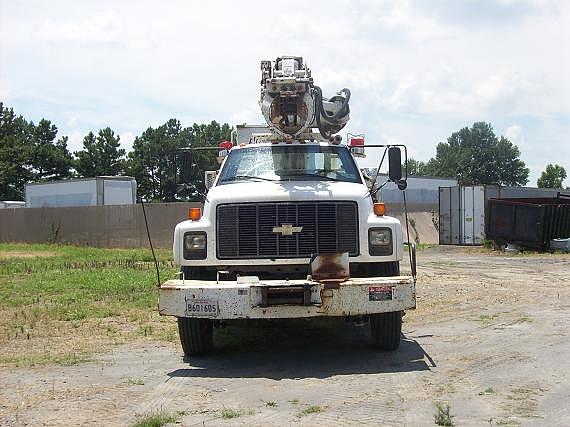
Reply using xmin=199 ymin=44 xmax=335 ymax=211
xmin=217 ymin=202 xmax=359 ymax=259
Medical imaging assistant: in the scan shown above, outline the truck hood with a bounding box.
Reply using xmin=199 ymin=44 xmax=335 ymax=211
xmin=206 ymin=180 xmax=370 ymax=205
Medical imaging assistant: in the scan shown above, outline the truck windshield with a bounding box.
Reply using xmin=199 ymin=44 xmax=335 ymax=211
xmin=217 ymin=145 xmax=362 ymax=184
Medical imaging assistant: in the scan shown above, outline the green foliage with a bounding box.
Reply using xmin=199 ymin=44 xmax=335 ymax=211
xmin=131 ymin=411 xmax=179 ymax=427
xmin=220 ymin=409 xmax=243 ymax=419
xmin=75 ymin=128 xmax=126 ymax=177
xmin=404 ymin=158 xmax=435 ymax=176
xmin=537 ymin=164 xmax=566 ymax=188
xmin=299 ymin=405 xmax=324 ymax=416
xmin=420 ymin=122 xmax=529 ymax=186
xmin=29 ymin=119 xmax=74 ymax=181
xmin=0 ymin=103 xmax=33 ymax=199
xmin=0 ymin=103 xmax=233 ymax=202
xmin=126 ymin=120 xmax=231 ymax=202
xmin=0 ymin=243 xmax=174 ymax=322
xmin=434 ymin=402 xmax=454 ymax=426
xmin=1 ymin=103 xmax=74 ymax=199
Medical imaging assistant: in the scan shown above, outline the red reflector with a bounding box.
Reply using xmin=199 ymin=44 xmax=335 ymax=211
xmin=219 ymin=140 xmax=233 ymax=150
xmin=349 ymin=137 xmax=364 ymax=147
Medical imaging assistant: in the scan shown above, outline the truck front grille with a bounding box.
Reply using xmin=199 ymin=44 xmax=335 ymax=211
xmin=216 ymin=202 xmax=359 ymax=259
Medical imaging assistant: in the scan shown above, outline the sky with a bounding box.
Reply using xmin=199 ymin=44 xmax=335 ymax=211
xmin=1 ymin=0 xmax=569 ymax=186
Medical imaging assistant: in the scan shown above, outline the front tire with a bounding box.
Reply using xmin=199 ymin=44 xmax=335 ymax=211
xmin=178 ymin=317 xmax=213 ymax=356
xmin=370 ymin=311 xmax=402 ymax=350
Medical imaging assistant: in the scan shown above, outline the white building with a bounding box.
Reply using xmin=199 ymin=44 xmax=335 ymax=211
xmin=25 ymin=176 xmax=137 ymax=208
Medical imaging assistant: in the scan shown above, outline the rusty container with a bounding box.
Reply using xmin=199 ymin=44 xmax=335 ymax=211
xmin=486 ymin=196 xmax=570 ymax=249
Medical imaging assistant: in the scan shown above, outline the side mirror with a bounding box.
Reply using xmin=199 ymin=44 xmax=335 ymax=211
xmin=180 ymin=151 xmax=193 ymax=183
xmin=388 ymin=147 xmax=402 ymax=182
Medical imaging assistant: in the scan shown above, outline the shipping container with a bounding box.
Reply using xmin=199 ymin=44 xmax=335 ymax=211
xmin=486 ymin=196 xmax=570 ymax=249
xmin=25 ymin=177 xmax=137 ymax=208
xmin=439 ymin=186 xmax=484 ymax=245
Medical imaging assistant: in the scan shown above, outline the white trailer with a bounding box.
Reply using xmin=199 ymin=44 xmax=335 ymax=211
xmin=25 ymin=176 xmax=136 ymax=208
xmin=0 ymin=201 xmax=26 ymax=209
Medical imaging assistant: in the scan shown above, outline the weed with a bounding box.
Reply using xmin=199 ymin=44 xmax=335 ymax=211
xmin=289 ymin=399 xmax=300 ymax=405
xmin=220 ymin=409 xmax=243 ymax=419
xmin=495 ymin=418 xmax=520 ymax=426
xmin=408 ymin=217 xmax=421 ymax=245
xmin=299 ymin=405 xmax=324 ymax=416
xmin=434 ymin=401 xmax=454 ymax=426
xmin=431 ymin=210 xmax=439 ymax=231
xmin=476 ymin=314 xmax=498 ymax=323
xmin=479 ymin=387 xmax=495 ymax=395
xmin=131 ymin=411 xmax=178 ymax=427
xmin=265 ymin=400 xmax=277 ymax=407
xmin=124 ymin=377 xmax=145 ymax=386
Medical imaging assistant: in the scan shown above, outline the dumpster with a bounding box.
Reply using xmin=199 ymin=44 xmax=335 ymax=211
xmin=486 ymin=196 xmax=570 ymax=249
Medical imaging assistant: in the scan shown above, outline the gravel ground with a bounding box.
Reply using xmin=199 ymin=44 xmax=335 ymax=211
xmin=1 ymin=246 xmax=569 ymax=426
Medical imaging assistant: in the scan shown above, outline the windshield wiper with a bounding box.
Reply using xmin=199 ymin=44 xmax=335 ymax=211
xmin=221 ymin=175 xmax=278 ymax=182
xmin=284 ymin=173 xmax=347 ymax=182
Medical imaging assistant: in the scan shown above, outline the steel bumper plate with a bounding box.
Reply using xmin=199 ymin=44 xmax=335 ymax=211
xmin=158 ymin=276 xmax=416 ymax=319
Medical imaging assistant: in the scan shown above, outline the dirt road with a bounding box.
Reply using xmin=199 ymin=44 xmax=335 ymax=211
xmin=1 ymin=246 xmax=569 ymax=426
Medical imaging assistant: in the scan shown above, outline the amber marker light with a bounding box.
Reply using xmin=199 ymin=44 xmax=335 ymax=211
xmin=188 ymin=207 xmax=202 ymax=221
xmin=373 ymin=202 xmax=386 ymax=216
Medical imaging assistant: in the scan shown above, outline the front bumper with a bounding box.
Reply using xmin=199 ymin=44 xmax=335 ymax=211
xmin=158 ymin=276 xmax=416 ymax=320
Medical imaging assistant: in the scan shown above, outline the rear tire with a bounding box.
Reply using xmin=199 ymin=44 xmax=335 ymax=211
xmin=178 ymin=317 xmax=213 ymax=357
xmin=370 ymin=311 xmax=402 ymax=351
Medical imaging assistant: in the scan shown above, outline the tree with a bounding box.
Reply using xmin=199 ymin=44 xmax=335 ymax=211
xmin=29 ymin=119 xmax=73 ymax=181
xmin=126 ymin=120 xmax=231 ymax=201
xmin=425 ymin=122 xmax=529 ymax=186
xmin=537 ymin=164 xmax=566 ymax=188
xmin=75 ymin=128 xmax=126 ymax=177
xmin=404 ymin=158 xmax=439 ymax=176
xmin=0 ymin=103 xmax=33 ymax=199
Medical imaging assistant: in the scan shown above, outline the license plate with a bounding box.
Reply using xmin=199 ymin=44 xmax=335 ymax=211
xmin=369 ymin=286 xmax=393 ymax=301
xmin=186 ymin=298 xmax=219 ymax=317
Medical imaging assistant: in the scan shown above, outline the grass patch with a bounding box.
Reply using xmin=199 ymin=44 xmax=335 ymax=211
xmin=220 ymin=408 xmax=255 ymax=419
xmin=299 ymin=405 xmax=324 ymax=416
xmin=124 ymin=377 xmax=145 ymax=386
xmin=289 ymin=399 xmax=300 ymax=405
xmin=434 ymin=402 xmax=454 ymax=426
xmin=476 ymin=314 xmax=498 ymax=323
xmin=479 ymin=387 xmax=495 ymax=395
xmin=0 ymin=351 xmax=90 ymax=367
xmin=0 ymin=243 xmax=177 ymax=367
xmin=131 ymin=411 xmax=179 ymax=427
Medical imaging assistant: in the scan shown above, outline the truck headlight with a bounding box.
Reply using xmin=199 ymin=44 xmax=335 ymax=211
xmin=183 ymin=232 xmax=207 ymax=259
xmin=368 ymin=228 xmax=393 ymax=256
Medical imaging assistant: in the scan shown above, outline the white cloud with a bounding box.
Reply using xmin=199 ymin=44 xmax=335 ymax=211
xmin=230 ymin=109 xmax=259 ymax=126
xmin=119 ymin=131 xmax=135 ymax=151
xmin=37 ymin=11 xmax=122 ymax=44
xmin=67 ymin=130 xmax=84 ymax=152
xmin=506 ymin=124 xmax=523 ymax=145
xmin=0 ymin=0 xmax=568 ymax=183
xmin=0 ymin=79 xmax=11 ymax=102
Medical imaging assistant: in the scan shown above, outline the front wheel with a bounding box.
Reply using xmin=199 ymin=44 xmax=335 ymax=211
xmin=177 ymin=317 xmax=213 ymax=356
xmin=370 ymin=311 xmax=402 ymax=351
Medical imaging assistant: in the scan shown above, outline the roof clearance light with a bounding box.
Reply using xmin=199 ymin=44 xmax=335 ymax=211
xmin=188 ymin=207 xmax=202 ymax=221
xmin=219 ymin=140 xmax=233 ymax=150
xmin=349 ymin=137 xmax=364 ymax=147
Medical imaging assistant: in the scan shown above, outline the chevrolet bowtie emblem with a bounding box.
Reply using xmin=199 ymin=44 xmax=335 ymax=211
xmin=272 ymin=223 xmax=303 ymax=236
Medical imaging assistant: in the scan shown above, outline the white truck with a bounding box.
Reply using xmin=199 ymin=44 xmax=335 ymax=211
xmin=158 ymin=56 xmax=416 ymax=356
